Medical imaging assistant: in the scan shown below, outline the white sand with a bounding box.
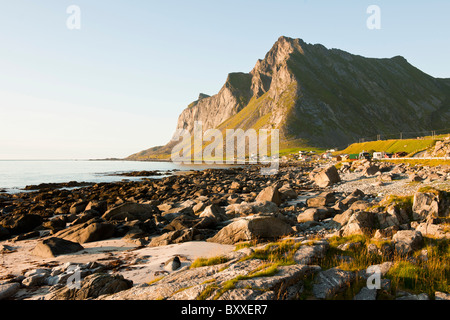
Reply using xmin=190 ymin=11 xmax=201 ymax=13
xmin=0 ymin=238 xmax=235 ymax=286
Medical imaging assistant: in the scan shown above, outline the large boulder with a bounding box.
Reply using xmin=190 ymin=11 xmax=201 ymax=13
xmin=52 ymin=220 xmax=115 ymax=244
xmin=0 ymin=213 xmax=42 ymax=235
xmin=255 ymin=185 xmax=282 ymax=206
xmin=0 ymin=283 xmax=20 ymax=300
xmin=199 ymin=204 xmax=228 ymax=222
xmin=362 ymin=164 xmax=380 ymax=176
xmin=102 ymin=203 xmax=159 ymax=221
xmin=309 ymin=166 xmax=341 ymax=188
xmin=377 ymin=205 xmax=409 ymax=229
xmin=412 ymin=192 xmax=439 ymax=221
xmin=297 ymin=208 xmax=331 ymax=223
xmin=278 ymin=184 xmax=297 ymax=200
xmin=226 ymin=201 xmax=279 ymax=216
xmin=416 ymin=221 xmax=450 ymax=239
xmin=342 ymin=212 xmax=376 ymax=236
xmin=392 ymin=230 xmax=423 ymax=255
xmin=306 ymin=192 xmax=335 ymax=208
xmin=32 ymin=237 xmax=84 ymax=258
xmin=149 ymin=228 xmax=195 ymax=247
xmin=207 ymin=215 xmax=293 ymax=245
xmin=0 ymin=226 xmax=10 ymax=240
xmin=50 ymin=273 xmax=133 ymax=300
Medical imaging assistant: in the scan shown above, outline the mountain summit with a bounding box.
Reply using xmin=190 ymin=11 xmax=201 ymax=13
xmin=129 ymin=36 xmax=450 ymax=160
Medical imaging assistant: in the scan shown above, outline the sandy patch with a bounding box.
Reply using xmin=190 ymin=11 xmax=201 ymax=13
xmin=0 ymin=238 xmax=235 ymax=286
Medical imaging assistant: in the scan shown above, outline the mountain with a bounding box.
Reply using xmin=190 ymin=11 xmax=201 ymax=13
xmin=128 ymin=36 xmax=450 ymax=160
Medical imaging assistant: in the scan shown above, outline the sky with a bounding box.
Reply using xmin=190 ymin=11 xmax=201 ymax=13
xmin=0 ymin=0 xmax=449 ymax=159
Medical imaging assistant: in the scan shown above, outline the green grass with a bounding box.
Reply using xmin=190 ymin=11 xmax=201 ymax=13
xmin=240 ymin=239 xmax=302 ymax=266
xmin=190 ymin=256 xmax=230 ymax=269
xmin=386 ymin=237 xmax=450 ymax=298
xmin=322 ymin=235 xmax=385 ymax=272
xmin=385 ymin=159 xmax=450 ymax=167
xmin=337 ymin=139 xmax=436 ymax=156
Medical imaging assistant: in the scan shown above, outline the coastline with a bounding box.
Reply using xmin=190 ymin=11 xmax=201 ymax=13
xmin=0 ymin=160 xmax=448 ymax=301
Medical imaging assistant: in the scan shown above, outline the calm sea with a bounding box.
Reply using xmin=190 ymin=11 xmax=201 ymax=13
xmin=0 ymin=160 xmax=223 ymax=192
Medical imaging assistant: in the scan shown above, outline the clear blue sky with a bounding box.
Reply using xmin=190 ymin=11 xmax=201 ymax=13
xmin=1 ymin=0 xmax=449 ymax=159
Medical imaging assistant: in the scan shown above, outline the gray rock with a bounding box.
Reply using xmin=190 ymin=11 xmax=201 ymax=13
xmin=207 ymin=215 xmax=293 ymax=245
xmin=396 ymin=292 xmax=429 ymax=300
xmin=342 ymin=212 xmax=376 ymax=236
xmin=199 ymin=204 xmax=228 ymax=222
xmin=52 ymin=220 xmax=115 ymax=244
xmin=164 ymin=256 xmax=182 ymax=272
xmin=149 ymin=228 xmax=195 ymax=247
xmin=255 ymin=185 xmax=282 ymax=206
xmin=22 ymin=269 xmax=51 ymax=287
xmin=412 ymin=192 xmax=439 ymax=221
xmin=435 ymin=291 xmax=450 ymax=300
xmin=293 ymin=241 xmax=329 ymax=264
xmin=102 ymin=203 xmax=159 ymax=221
xmin=69 ymin=201 xmax=88 ymax=215
xmin=309 ymin=166 xmax=341 ymax=188
xmin=0 ymin=283 xmax=20 ymax=300
xmin=312 ymin=268 xmax=355 ymax=299
xmin=297 ymin=208 xmax=329 ymax=223
xmin=0 ymin=213 xmax=42 ymax=235
xmin=49 ymin=273 xmax=133 ymax=300
xmin=393 ymin=230 xmax=423 ymax=255
xmin=416 ymin=221 xmax=450 ymax=239
xmin=353 ymin=287 xmax=377 ymax=300
xmin=31 ymin=237 xmax=84 ymax=258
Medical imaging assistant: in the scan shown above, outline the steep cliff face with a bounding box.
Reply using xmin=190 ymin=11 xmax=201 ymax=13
xmin=128 ymin=36 xmax=450 ymax=160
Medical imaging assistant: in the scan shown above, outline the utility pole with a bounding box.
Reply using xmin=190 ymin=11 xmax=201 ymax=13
xmin=400 ymin=132 xmax=403 ymax=140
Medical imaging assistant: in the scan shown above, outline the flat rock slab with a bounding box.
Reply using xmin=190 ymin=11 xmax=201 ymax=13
xmin=312 ymin=267 xmax=356 ymax=299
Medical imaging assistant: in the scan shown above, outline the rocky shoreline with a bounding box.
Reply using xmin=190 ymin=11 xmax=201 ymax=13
xmin=0 ymin=160 xmax=449 ymax=300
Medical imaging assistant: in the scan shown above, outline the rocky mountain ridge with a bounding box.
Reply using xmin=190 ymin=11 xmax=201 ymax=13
xmin=130 ymin=36 xmax=450 ymax=159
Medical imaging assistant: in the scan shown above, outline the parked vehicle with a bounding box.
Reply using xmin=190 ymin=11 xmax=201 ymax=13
xmin=358 ymin=151 xmax=371 ymax=160
xmin=372 ymin=152 xmax=386 ymax=160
